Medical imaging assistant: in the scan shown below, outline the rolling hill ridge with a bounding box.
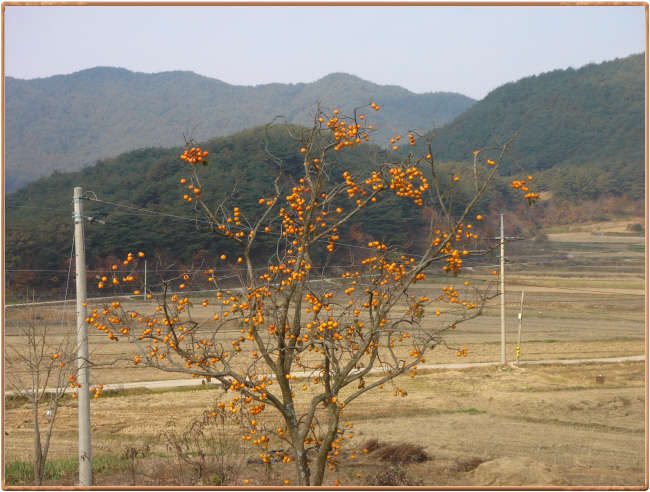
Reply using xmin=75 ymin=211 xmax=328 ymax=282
xmin=4 ymin=69 xmax=476 ymax=191
xmin=410 ymin=53 xmax=645 ymax=202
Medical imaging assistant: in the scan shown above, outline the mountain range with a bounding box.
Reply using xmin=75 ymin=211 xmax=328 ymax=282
xmin=4 ymin=69 xmax=476 ymax=191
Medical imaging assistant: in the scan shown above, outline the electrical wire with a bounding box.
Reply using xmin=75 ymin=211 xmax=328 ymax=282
xmin=500 ymin=280 xmax=645 ymax=296
xmin=87 ymin=197 xmax=213 ymax=225
xmin=5 ymin=203 xmax=496 ymax=223
xmin=85 ymin=194 xmax=477 ymax=256
xmin=58 ymin=235 xmax=75 ymax=337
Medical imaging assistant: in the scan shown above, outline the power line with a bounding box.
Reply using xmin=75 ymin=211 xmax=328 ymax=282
xmin=501 ymin=280 xmax=645 ymax=296
xmin=58 ymin=234 xmax=75 ymax=336
xmin=85 ymin=194 xmax=464 ymax=256
xmin=7 ymin=202 xmax=491 ymax=222
xmin=87 ymin=196 xmax=215 ymax=225
xmin=7 ymin=205 xmax=73 ymax=212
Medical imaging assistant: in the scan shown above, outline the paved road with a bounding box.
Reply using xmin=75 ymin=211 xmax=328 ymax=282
xmin=7 ymin=355 xmax=643 ymax=396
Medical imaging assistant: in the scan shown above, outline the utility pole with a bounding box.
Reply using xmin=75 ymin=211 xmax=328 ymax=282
xmin=516 ymin=290 xmax=525 ymax=366
xmin=143 ymin=260 xmax=147 ymax=300
xmin=73 ymin=187 xmax=92 ymax=486
xmin=500 ymin=214 xmax=506 ymax=365
xmin=492 ymin=216 xmax=522 ymax=366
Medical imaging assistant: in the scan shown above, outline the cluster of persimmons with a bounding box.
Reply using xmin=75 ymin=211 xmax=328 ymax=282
xmin=511 ymin=176 xmax=539 ymax=203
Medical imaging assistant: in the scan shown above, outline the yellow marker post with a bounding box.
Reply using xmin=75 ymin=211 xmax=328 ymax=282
xmin=516 ymin=291 xmax=525 ymax=366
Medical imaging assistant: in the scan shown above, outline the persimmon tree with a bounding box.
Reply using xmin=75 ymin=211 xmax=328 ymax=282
xmin=87 ymin=101 xmax=535 ymax=486
xmin=5 ymin=304 xmax=78 ymax=485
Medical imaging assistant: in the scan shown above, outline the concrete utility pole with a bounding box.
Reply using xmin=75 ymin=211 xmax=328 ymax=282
xmin=143 ymin=260 xmax=147 ymax=300
xmin=73 ymin=187 xmax=92 ymax=486
xmin=500 ymin=214 xmax=506 ymax=365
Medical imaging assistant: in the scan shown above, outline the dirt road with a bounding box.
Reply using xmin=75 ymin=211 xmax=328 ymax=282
xmin=7 ymin=355 xmax=642 ymax=396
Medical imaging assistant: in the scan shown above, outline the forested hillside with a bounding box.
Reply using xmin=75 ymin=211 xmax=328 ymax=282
xmin=5 ymin=125 xmax=466 ymax=297
xmin=408 ymin=53 xmax=645 ymax=201
xmin=5 ymin=69 xmax=475 ymax=191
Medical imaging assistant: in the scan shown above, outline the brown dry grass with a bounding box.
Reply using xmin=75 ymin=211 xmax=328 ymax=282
xmin=4 ymin=238 xmax=646 ymax=487
xmin=4 ymin=360 xmax=645 ymax=487
xmin=362 ymin=438 xmax=430 ymax=464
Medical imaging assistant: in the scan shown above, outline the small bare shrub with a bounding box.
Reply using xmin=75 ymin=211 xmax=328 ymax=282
xmin=160 ymin=411 xmax=246 ymax=486
xmin=627 ymin=223 xmax=644 ymax=232
xmin=362 ymin=438 xmax=387 ymax=454
xmin=122 ymin=444 xmax=150 ymax=486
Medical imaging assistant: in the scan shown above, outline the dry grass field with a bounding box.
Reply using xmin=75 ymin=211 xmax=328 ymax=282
xmin=4 ymin=227 xmax=646 ymax=487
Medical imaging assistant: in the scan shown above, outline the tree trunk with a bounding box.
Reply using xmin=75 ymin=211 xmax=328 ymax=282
xmin=32 ymin=401 xmax=44 ymax=485
xmin=288 ymin=423 xmax=310 ymax=486
xmin=40 ymin=402 xmax=58 ymax=481
xmin=312 ymin=404 xmax=340 ymax=486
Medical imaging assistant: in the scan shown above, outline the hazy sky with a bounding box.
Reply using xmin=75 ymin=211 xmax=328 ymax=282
xmin=4 ymin=5 xmax=646 ymax=99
